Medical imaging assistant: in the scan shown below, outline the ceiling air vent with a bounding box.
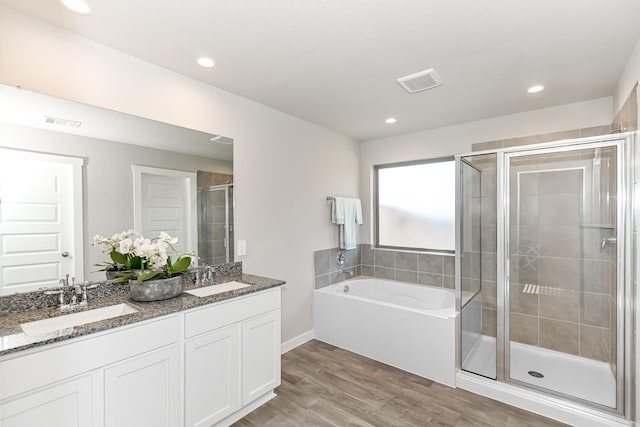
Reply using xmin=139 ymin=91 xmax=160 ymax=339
xmin=396 ymin=68 xmax=443 ymax=93
xmin=44 ymin=115 xmax=82 ymax=128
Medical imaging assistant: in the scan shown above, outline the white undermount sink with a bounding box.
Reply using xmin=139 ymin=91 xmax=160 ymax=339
xmin=185 ymin=281 xmax=251 ymax=298
xmin=20 ymin=303 xmax=138 ymax=337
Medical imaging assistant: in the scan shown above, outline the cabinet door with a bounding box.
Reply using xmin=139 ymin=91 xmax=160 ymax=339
xmin=241 ymin=310 xmax=281 ymax=405
xmin=104 ymin=346 xmax=180 ymax=427
xmin=0 ymin=374 xmax=96 ymax=427
xmin=185 ymin=324 xmax=240 ymax=427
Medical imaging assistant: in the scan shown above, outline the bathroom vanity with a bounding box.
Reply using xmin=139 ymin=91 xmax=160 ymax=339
xmin=0 ymin=273 xmax=284 ymax=427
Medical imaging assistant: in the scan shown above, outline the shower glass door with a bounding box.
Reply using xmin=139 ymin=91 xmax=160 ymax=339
xmin=198 ymin=184 xmax=234 ymax=265
xmin=458 ymin=154 xmax=497 ymax=379
xmin=505 ymin=142 xmax=621 ymax=410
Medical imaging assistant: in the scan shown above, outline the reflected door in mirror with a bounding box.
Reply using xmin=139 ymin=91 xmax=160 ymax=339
xmin=133 ymin=166 xmax=197 ymax=257
xmin=0 ymin=148 xmax=84 ymax=294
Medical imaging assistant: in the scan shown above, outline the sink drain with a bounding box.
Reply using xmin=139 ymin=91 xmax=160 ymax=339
xmin=528 ymin=371 xmax=544 ymax=378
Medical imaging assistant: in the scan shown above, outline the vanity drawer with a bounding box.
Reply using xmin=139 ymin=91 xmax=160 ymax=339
xmin=184 ymin=288 xmax=280 ymax=339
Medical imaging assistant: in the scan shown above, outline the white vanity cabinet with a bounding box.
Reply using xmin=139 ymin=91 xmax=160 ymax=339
xmin=184 ymin=287 xmax=281 ymax=427
xmin=0 ymin=286 xmax=282 ymax=427
xmin=241 ymin=310 xmax=281 ymax=405
xmin=0 ymin=315 xmax=178 ymax=427
xmin=104 ymin=346 xmax=181 ymax=427
xmin=185 ymin=325 xmax=241 ymax=427
xmin=0 ymin=374 xmax=98 ymax=427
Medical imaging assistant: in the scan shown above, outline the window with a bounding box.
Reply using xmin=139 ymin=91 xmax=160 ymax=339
xmin=375 ymin=157 xmax=455 ymax=252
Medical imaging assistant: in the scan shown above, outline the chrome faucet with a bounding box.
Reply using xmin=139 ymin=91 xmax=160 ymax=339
xmin=45 ymin=277 xmax=98 ymax=310
xmin=78 ymin=282 xmax=99 ymax=306
xmin=45 ymin=278 xmax=70 ymax=310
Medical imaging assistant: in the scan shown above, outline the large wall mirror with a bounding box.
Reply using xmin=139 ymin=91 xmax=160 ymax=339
xmin=0 ymin=84 xmax=233 ymax=294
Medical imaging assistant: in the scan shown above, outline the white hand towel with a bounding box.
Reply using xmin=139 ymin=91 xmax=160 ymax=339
xmin=332 ymin=197 xmax=363 ymax=250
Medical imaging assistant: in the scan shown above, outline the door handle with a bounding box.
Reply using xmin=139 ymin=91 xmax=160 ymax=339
xmin=61 ymin=251 xmax=69 ymax=258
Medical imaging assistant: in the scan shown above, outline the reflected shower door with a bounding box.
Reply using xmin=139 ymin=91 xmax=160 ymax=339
xmin=199 ymin=184 xmax=234 ymax=265
xmin=506 ymin=144 xmax=620 ymax=409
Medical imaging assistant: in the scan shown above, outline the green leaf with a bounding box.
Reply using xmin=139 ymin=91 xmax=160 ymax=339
xmin=110 ymin=250 xmax=127 ymax=265
xmin=170 ymin=256 xmax=191 ymax=273
xmin=128 ymin=256 xmax=142 ymax=270
xmin=111 ymin=271 xmax=134 ymax=282
xmin=137 ymin=270 xmax=164 ymax=281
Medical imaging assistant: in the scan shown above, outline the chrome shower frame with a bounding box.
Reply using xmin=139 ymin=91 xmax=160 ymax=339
xmin=200 ymin=183 xmax=234 ymax=264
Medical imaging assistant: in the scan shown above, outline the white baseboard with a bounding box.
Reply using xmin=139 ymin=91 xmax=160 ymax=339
xmin=281 ymin=330 xmax=314 ymax=354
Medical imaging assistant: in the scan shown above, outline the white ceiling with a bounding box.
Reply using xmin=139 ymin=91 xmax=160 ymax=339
xmin=3 ymin=0 xmax=640 ymax=141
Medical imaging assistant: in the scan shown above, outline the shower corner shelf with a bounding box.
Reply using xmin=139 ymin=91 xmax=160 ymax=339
xmin=579 ymin=224 xmax=615 ymax=229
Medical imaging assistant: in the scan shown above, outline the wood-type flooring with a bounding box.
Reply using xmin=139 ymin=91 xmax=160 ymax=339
xmin=233 ymin=340 xmax=567 ymax=427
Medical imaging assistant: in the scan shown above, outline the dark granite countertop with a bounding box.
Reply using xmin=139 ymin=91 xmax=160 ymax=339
xmin=0 ymin=272 xmax=285 ymax=356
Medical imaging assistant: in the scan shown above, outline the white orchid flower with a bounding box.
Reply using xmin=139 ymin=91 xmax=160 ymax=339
xmin=159 ymin=231 xmax=178 ymax=245
xmin=118 ymin=238 xmax=133 ymax=254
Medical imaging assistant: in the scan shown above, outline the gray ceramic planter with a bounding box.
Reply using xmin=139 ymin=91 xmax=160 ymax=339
xmin=105 ymin=270 xmax=119 ymax=281
xmin=129 ymin=275 xmax=183 ymax=302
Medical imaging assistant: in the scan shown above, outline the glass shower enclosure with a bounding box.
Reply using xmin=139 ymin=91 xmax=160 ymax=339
xmin=456 ymin=133 xmax=633 ymax=417
xmin=197 ymin=184 xmax=234 ymax=265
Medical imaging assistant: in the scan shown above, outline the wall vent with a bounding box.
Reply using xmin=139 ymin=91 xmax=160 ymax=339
xmin=44 ymin=115 xmax=82 ymax=128
xmin=397 ymin=68 xmax=443 ymax=93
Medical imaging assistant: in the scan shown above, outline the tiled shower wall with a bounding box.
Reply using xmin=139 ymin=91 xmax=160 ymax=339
xmin=470 ymin=126 xmax=621 ymax=367
xmin=471 ymin=125 xmax=612 ymax=152
xmin=197 ymin=171 xmax=234 ymax=266
xmin=313 ymin=244 xmax=454 ymax=289
xmin=462 ymin=155 xmax=498 ymax=339
xmin=612 ymin=84 xmax=638 ymax=134
xmin=615 ymin=84 xmax=637 ymax=406
xmin=506 ymin=152 xmax=617 ymax=364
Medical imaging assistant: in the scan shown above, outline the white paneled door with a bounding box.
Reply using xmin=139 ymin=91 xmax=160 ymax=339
xmin=0 ymin=149 xmax=83 ymax=294
xmin=132 ymin=166 xmax=197 ymax=255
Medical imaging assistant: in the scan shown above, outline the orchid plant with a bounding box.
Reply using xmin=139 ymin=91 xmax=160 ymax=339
xmin=93 ymin=230 xmax=192 ymax=282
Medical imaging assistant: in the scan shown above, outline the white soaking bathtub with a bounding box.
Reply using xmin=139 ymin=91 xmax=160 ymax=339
xmin=313 ymin=277 xmax=458 ymax=387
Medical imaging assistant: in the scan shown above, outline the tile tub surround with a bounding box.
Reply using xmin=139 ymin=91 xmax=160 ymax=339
xmin=313 ymin=245 xmax=453 ymax=289
xmin=0 ymin=265 xmax=282 ymax=356
xmin=314 ymin=246 xmax=361 ymax=288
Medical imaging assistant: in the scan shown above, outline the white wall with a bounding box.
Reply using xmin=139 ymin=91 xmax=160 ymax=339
xmin=0 ymin=5 xmax=359 ymax=344
xmin=0 ymin=122 xmax=232 ymax=281
xmin=359 ymin=97 xmax=613 ymax=243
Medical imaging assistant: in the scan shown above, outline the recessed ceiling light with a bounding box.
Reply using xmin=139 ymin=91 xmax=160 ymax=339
xmin=527 ymin=85 xmax=544 ymax=94
xmin=59 ymin=0 xmax=92 ymax=15
xmin=385 ymin=117 xmax=398 ymax=124
xmin=197 ymin=57 xmax=215 ymax=68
